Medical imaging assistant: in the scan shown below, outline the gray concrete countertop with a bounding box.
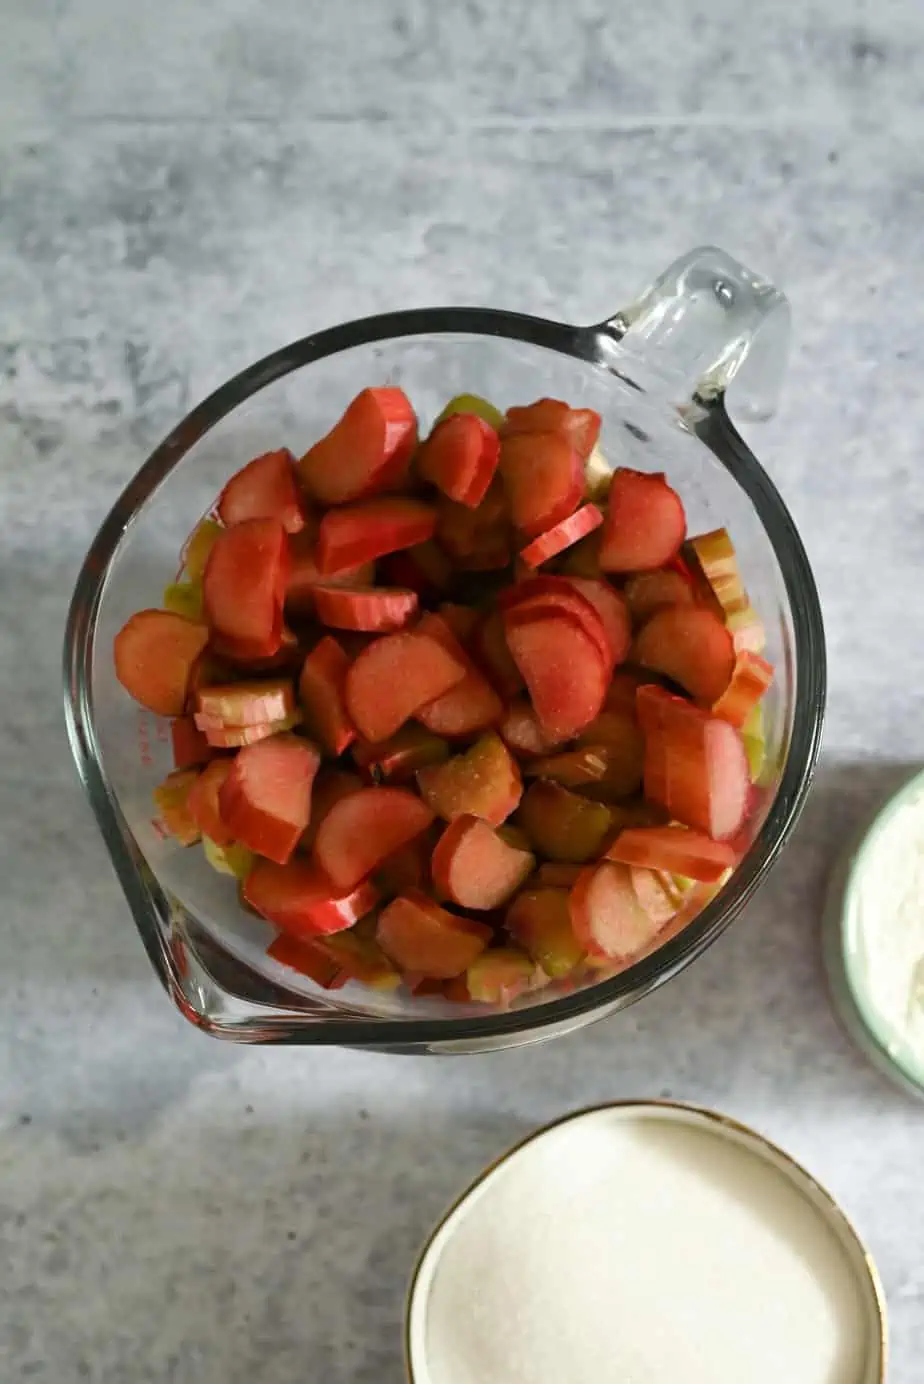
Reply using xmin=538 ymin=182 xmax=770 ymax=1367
xmin=3 ymin=2 xmax=923 ymax=1379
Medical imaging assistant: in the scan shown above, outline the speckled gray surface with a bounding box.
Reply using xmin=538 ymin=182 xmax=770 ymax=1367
xmin=3 ymin=1 xmax=924 ymax=1379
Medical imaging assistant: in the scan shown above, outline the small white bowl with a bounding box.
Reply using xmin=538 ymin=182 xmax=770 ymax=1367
xmin=823 ymin=767 xmax=924 ymax=1100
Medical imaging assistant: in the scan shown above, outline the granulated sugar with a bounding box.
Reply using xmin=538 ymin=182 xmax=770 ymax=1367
xmin=410 ymin=1108 xmax=869 ymax=1384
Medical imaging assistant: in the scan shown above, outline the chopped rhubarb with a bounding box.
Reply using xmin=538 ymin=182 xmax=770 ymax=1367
xmin=219 ymin=734 xmax=321 ymax=864
xmin=344 ymin=630 xmax=467 ymax=742
xmin=633 ymin=605 xmax=735 ymax=702
xmin=624 ymin=568 xmax=695 ymax=623
xmin=202 ymin=837 xmax=255 ymax=879
xmin=318 ymin=928 xmax=401 ymax=990
xmin=598 ymin=468 xmax=686 ymax=573
xmin=636 ymin=685 xmax=751 ymax=840
xmin=417 ymin=733 xmax=522 ymax=826
xmin=243 ymin=858 xmax=379 ymax=939
xmin=171 ymin=715 xmax=217 ymax=770
xmin=285 ymin=533 xmax=373 ymax=615
xmin=162 ymin=580 xmax=203 ymax=621
xmin=195 ymin=679 xmax=296 ymax=728
xmin=417 ymin=412 xmax=500 ymax=508
xmin=525 ymin=742 xmax=643 ymax=800
xmin=376 ymin=891 xmax=491 ymax=978
xmin=436 ymin=487 xmax=511 ymax=568
xmin=352 ymin=724 xmax=450 ymax=784
xmin=437 ymin=602 xmax=479 ymax=644
xmin=500 ymin=576 xmax=611 ymax=667
xmin=683 ymin=528 xmax=747 ymax=617
xmin=516 ymin=781 xmax=613 ymax=863
xmin=208 ymin=622 xmax=302 ymax=672
xmin=503 ymin=609 xmax=607 ymax=742
xmin=556 ymin=529 xmax=604 ymax=579
xmin=312 ymin=786 xmax=435 ymax=891
xmin=298 ymin=636 xmax=356 ymax=755
xmin=186 ymin=758 xmax=236 ymax=847
xmin=712 ymin=651 xmax=774 ymax=728
xmin=297 ymin=386 xmax=417 ymax=504
xmin=312 ymin=584 xmax=418 ymax=633
xmin=570 ymin=861 xmax=668 ymax=961
xmin=298 ymin=768 xmax=363 ymax=852
xmin=604 ymin=824 xmax=736 ymax=884
xmin=153 ymin=768 xmax=202 ymax=845
xmin=114 ymin=609 xmax=209 ymax=716
xmin=499 ymin=431 xmax=585 ymax=538
xmin=436 ymin=393 xmax=506 ymax=430
xmin=471 ymin=611 xmax=525 ymax=698
xmin=605 ymin=669 xmax=649 ymax=718
xmin=559 ymin=576 xmax=631 ymax=668
xmin=628 ymin=866 xmax=678 ymax=926
xmin=379 ymin=540 xmax=453 ymax=601
xmin=572 ymin=710 xmax=645 ymax=796
xmin=181 ymin=518 xmax=223 ymax=582
xmin=498 ymin=699 xmax=565 ymax=757
xmin=267 ymin=933 xmax=347 ymax=989
xmin=431 ymin=815 xmax=535 ymax=910
xmin=217 ymin=448 xmax=306 ymax=534
xmin=726 ymin=603 xmax=767 ymax=655
xmin=534 ymin=862 xmax=583 ymax=888
xmin=202 ymin=517 xmax=289 ymax=655
xmin=503 ymin=398 xmax=601 ymax=461
xmin=316 ymin=497 xmax=437 ymax=575
xmin=519 ymin=504 xmax=604 ymax=567
xmin=203 ymin=714 xmax=301 ymax=748
xmin=466 ymin=948 xmax=539 ymax=1004
xmin=374 ymin=829 xmax=435 ymax=896
xmin=506 ymin=888 xmax=584 ymax=978
xmin=414 ymin=613 xmax=504 ymax=738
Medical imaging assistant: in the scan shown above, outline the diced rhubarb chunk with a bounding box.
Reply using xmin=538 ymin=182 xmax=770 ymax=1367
xmin=604 ymin=824 xmax=736 ymax=884
xmin=171 ymin=715 xmax=217 ymax=770
xmin=219 ymin=734 xmax=321 ymax=864
xmin=572 ymin=710 xmax=645 ymax=796
xmin=114 ymin=609 xmax=210 ymax=716
xmin=285 ymin=533 xmax=374 ymax=615
xmin=500 ymin=576 xmax=610 ymax=667
xmin=438 ymin=602 xmax=479 ymax=644
xmin=298 ymin=636 xmax=356 ymax=755
xmin=436 ymin=393 xmax=506 ymax=430
xmin=556 ymin=529 xmax=604 ymax=579
xmin=298 ymin=769 xmax=363 ymax=853
xmin=318 ymin=928 xmax=401 ymax=990
xmin=534 ymin=862 xmax=583 ymax=888
xmin=202 ymin=837 xmax=255 ymax=879
xmin=186 ymin=758 xmax=235 ymax=847
xmin=712 ymin=651 xmax=774 ymax=728
xmin=379 ymin=540 xmax=453 ymax=601
xmin=503 ymin=398 xmax=601 ymax=461
xmin=519 ymin=504 xmax=604 ymax=567
xmin=516 ymin=780 xmax=612 ymax=862
xmin=726 ymin=603 xmax=767 ymax=655
xmin=312 ymin=584 xmax=418 ymax=632
xmin=499 ymin=699 xmax=566 ymax=757
xmin=202 ymin=517 xmax=289 ymax=655
xmin=217 ymin=448 xmax=306 ymax=534
xmin=243 ymin=858 xmax=379 ymax=939
xmin=376 ymin=891 xmax=491 ymax=978
xmin=506 ymin=888 xmax=584 ymax=978
xmin=181 ymin=518 xmax=223 ymax=582
xmin=195 ymin=679 xmax=295 ymax=728
xmin=344 ymin=630 xmax=467 ymax=743
xmin=628 ymin=866 xmax=678 ymax=926
xmin=525 ymin=740 xmax=643 ymax=800
xmin=683 ymin=528 xmax=747 ymax=617
xmin=153 ymin=768 xmax=202 ymax=845
xmin=636 ymin=685 xmax=751 ymax=840
xmin=202 ymin=713 xmax=301 ymax=748
xmin=499 ymin=431 xmax=585 ymax=538
xmin=297 ymin=387 xmax=418 ymax=504
xmin=417 ymin=412 xmax=500 ymax=508
xmin=162 ymin=580 xmax=203 ymax=621
xmin=624 ymin=568 xmax=695 ymax=624
xmin=466 ymin=948 xmax=539 ymax=1004
xmin=436 ymin=484 xmax=512 ymax=569
xmin=431 ymin=815 xmax=535 ymax=910
xmin=313 ymin=787 xmax=434 ymax=891
xmin=267 ymin=933 xmax=347 ymax=989
xmin=633 ymin=605 xmax=735 ymax=702
xmin=598 ymin=468 xmax=686 ymax=572
xmin=605 ymin=669 xmax=649 ymax=718
xmin=374 ymin=828 xmax=436 ymax=897
xmin=208 ymin=622 xmax=302 ymax=672
xmin=417 ymin=733 xmax=522 ymax=826
xmin=471 ymin=611 xmax=524 ymax=699
xmin=352 ymin=724 xmax=450 ymax=784
xmin=503 ymin=609 xmax=607 ymax=742
xmin=570 ymin=861 xmax=669 ymax=961
xmin=414 ymin=613 xmax=504 ymax=738
xmin=316 ymin=497 xmax=437 ymax=575
xmin=558 ymin=576 xmax=631 ymax=668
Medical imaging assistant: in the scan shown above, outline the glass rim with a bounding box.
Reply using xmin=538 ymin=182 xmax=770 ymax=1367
xmin=63 ymin=304 xmax=827 ymax=1045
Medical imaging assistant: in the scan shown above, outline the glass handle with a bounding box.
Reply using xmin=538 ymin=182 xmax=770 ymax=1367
xmin=594 ymin=246 xmax=791 ymax=420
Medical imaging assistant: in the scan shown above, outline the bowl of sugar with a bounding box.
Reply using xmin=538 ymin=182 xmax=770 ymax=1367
xmin=406 ymin=1102 xmax=885 ymax=1384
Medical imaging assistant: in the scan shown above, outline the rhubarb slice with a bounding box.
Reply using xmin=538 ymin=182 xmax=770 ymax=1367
xmin=202 ymin=517 xmax=289 ymax=655
xmin=267 ymin=934 xmax=347 ymax=989
xmin=683 ymin=528 xmax=747 ymax=617
xmin=503 ymin=609 xmax=607 ymax=742
xmin=605 ymin=824 xmax=736 ymax=884
xmin=534 ymin=862 xmax=583 ymax=888
xmin=219 ymin=734 xmax=321 ymax=864
xmin=498 ymin=699 xmax=565 ymax=757
xmin=633 ymin=605 xmax=735 ymax=702
xmin=516 ymin=781 xmax=612 ymax=863
xmin=466 ymin=948 xmax=539 ymax=1004
xmin=417 ymin=733 xmax=522 ymax=826
xmin=202 ymin=838 xmax=255 ymax=879
xmin=298 ymin=768 xmax=363 ymax=853
xmin=499 ymin=431 xmax=585 ymax=538
xmin=186 ymin=758 xmax=235 ymax=847
xmin=379 ymin=540 xmax=452 ymax=602
xmin=344 ymin=630 xmax=467 ymax=742
xmin=503 ymin=398 xmax=601 ymax=461
xmin=195 ymin=679 xmax=296 ymax=729
xmin=217 ymin=448 xmax=306 ymax=534
xmin=170 ymin=715 xmax=217 ymax=770
xmin=297 ymin=386 xmax=417 ymax=504
xmin=524 ymin=741 xmax=643 ymax=799
xmin=471 ymin=611 xmax=524 ymax=699
xmin=519 ymin=504 xmax=603 ymax=568
xmin=312 ymin=584 xmax=418 ymax=633
xmin=431 ymin=815 xmax=535 ymax=910
xmin=312 ymin=786 xmax=435 ymax=891
xmin=376 ymin=891 xmax=491 ymax=978
xmin=712 ymin=651 xmax=774 ymax=729
xmin=414 ymin=613 xmax=504 ymax=738
xmin=114 ymin=609 xmax=209 ymax=716
xmin=598 ymin=468 xmax=686 ymax=572
xmin=624 ymin=568 xmax=695 ymax=624
xmin=153 ymin=769 xmax=202 ymax=845
xmin=202 ymin=714 xmax=301 ymax=748
xmin=243 ymin=858 xmax=379 ymax=939
xmin=558 ymin=576 xmax=631 ymax=669
xmin=285 ymin=533 xmax=374 ymax=615
xmin=162 ymin=580 xmax=203 ymax=621
xmin=417 ymin=412 xmax=500 ymax=508
xmin=436 ymin=393 xmax=506 ymax=430
xmin=506 ymin=888 xmax=584 ymax=978
xmin=500 ymin=576 xmax=610 ymax=667
xmin=181 ymin=518 xmax=223 ymax=582
xmin=352 ymin=725 xmax=450 ymax=784
xmin=570 ymin=861 xmax=667 ymax=961
xmin=298 ymin=636 xmax=356 ymax=755
xmin=316 ymin=497 xmax=437 ymax=574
